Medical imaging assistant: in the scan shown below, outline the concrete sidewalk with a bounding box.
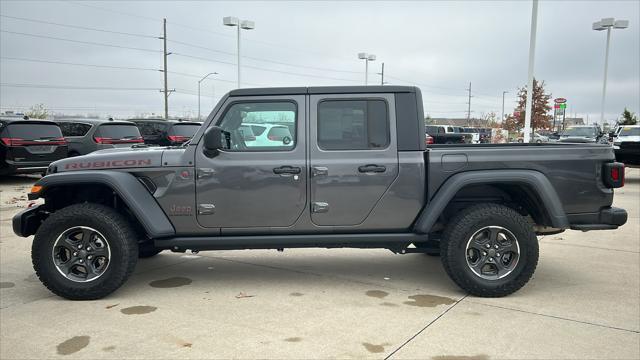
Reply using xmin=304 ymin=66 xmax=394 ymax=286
xmin=1 ymin=170 xmax=638 ymax=359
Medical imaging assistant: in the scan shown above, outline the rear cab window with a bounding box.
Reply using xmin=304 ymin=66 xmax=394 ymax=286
xmin=317 ymin=99 xmax=389 ymax=150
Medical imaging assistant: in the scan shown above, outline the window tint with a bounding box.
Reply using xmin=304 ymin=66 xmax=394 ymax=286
xmin=5 ymin=123 xmax=62 ymax=140
xmin=317 ymin=99 xmax=389 ymax=150
xmin=59 ymin=122 xmax=91 ymax=137
xmin=169 ymin=124 xmax=200 ymax=137
xmin=217 ymin=101 xmax=296 ymax=151
xmin=96 ymin=124 xmax=141 ymax=139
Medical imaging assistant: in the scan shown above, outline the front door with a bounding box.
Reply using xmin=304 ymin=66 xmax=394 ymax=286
xmin=195 ymin=96 xmax=306 ymax=228
xmin=309 ymin=93 xmax=399 ymax=226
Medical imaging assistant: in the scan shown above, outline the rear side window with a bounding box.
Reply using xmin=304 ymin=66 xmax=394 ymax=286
xmin=96 ymin=124 xmax=140 ymax=139
xmin=59 ymin=122 xmax=91 ymax=137
xmin=4 ymin=123 xmax=62 ymax=140
xmin=169 ymin=124 xmax=200 ymax=137
xmin=317 ymin=99 xmax=389 ymax=150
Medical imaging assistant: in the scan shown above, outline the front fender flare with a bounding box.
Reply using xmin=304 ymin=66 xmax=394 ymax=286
xmin=32 ymin=171 xmax=175 ymax=238
xmin=413 ymin=169 xmax=569 ymax=234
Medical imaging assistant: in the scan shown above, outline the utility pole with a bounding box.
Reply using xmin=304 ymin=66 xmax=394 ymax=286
xmin=501 ymin=91 xmax=508 ymax=123
xmin=162 ymin=18 xmax=169 ymax=119
xmin=466 ymin=82 xmax=472 ymax=122
xmin=380 ymin=62 xmax=385 ymax=85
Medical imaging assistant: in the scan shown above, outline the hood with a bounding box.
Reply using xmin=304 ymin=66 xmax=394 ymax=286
xmin=615 ymin=135 xmax=640 ymax=143
xmin=50 ymin=146 xmax=169 ymax=173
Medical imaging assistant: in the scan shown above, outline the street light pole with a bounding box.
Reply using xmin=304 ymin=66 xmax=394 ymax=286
xmin=358 ymin=53 xmax=376 ymax=85
xmin=523 ymin=0 xmax=538 ymax=143
xmin=224 ymin=16 xmax=255 ymax=88
xmin=198 ymin=72 xmax=218 ymax=121
xmin=501 ymin=91 xmax=508 ymax=123
xmin=593 ymin=18 xmax=628 ymax=124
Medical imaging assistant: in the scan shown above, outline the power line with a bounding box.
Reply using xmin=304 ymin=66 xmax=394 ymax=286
xmin=172 ymin=53 xmax=360 ymax=82
xmin=1 ymin=56 xmax=158 ymax=72
xmin=1 ymin=83 xmax=160 ymax=91
xmin=0 ymin=14 xmax=158 ymax=39
xmin=0 ymin=30 xmax=162 ymax=53
xmin=65 ymin=1 xmax=161 ymax=23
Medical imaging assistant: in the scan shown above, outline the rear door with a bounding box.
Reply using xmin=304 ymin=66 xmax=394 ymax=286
xmin=94 ymin=123 xmax=143 ymax=147
xmin=195 ymin=95 xmax=306 ymax=229
xmin=309 ymin=93 xmax=399 ymax=226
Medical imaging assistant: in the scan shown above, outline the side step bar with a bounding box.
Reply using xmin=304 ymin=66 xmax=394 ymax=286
xmin=155 ymin=233 xmax=427 ymax=252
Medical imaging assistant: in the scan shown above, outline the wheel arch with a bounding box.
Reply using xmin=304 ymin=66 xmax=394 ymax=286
xmin=31 ymin=171 xmax=175 ymax=238
xmin=413 ymin=169 xmax=570 ymax=234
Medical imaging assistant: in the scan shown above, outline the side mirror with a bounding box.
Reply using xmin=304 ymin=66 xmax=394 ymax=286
xmin=203 ymin=126 xmax=223 ymax=157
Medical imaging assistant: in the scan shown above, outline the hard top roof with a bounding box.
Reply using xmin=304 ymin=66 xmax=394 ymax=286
xmin=228 ymin=85 xmax=418 ymax=97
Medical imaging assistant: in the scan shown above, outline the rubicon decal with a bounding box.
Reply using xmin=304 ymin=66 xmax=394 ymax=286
xmin=64 ymin=159 xmax=152 ymax=170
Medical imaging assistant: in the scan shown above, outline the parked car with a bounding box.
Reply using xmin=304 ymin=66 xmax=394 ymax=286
xmin=461 ymin=127 xmax=481 ymax=143
xmin=613 ymin=125 xmax=640 ymax=165
xmin=241 ymin=122 xmax=294 ymax=148
xmin=558 ymin=125 xmax=603 ymax=143
xmin=0 ymin=118 xmax=67 ymax=175
xmin=55 ymin=119 xmax=144 ymax=156
xmin=517 ymin=132 xmax=549 ymax=143
xmin=15 ymin=86 xmax=627 ymax=301
xmin=129 ymin=119 xmax=202 ymax=146
xmin=425 ymin=125 xmax=468 ymax=144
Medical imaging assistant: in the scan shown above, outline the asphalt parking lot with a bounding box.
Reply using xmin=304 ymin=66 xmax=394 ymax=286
xmin=0 ymin=169 xmax=638 ymax=359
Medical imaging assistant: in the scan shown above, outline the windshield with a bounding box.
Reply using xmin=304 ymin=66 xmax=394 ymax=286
xmin=562 ymin=127 xmax=597 ymax=137
xmin=619 ymin=127 xmax=640 ymax=136
xmin=169 ymin=124 xmax=200 ymax=137
xmin=96 ymin=124 xmax=140 ymax=139
xmin=4 ymin=123 xmax=62 ymax=140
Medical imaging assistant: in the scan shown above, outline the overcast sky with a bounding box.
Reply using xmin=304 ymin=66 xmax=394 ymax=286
xmin=1 ymin=0 xmax=638 ymax=123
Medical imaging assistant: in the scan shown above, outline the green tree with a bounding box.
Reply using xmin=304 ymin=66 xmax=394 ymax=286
xmin=26 ymin=103 xmax=49 ymax=119
xmin=618 ymin=108 xmax=637 ymax=125
xmin=503 ymin=79 xmax=552 ymax=133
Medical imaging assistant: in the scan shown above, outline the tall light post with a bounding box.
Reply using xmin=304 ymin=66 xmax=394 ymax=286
xmin=223 ymin=16 xmax=255 ymax=88
xmin=198 ymin=72 xmax=218 ymax=121
xmin=501 ymin=91 xmax=508 ymax=122
xmin=523 ymin=0 xmax=538 ymax=143
xmin=593 ymin=18 xmax=628 ymax=124
xmin=358 ymin=52 xmax=376 ymax=85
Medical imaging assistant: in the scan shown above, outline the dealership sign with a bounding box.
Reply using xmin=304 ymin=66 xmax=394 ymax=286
xmin=554 ymin=98 xmax=567 ymax=104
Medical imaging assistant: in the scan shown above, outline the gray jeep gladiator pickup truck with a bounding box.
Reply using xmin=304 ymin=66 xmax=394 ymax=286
xmin=13 ymin=86 xmax=627 ymax=300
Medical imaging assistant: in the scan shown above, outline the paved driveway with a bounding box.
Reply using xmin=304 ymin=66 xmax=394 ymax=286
xmin=1 ymin=170 xmax=638 ymax=359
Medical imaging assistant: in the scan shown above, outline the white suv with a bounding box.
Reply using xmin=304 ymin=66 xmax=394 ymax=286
xmin=241 ymin=123 xmax=294 ymax=148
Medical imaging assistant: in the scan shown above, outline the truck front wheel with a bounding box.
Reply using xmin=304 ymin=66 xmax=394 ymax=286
xmin=31 ymin=203 xmax=138 ymax=300
xmin=440 ymin=203 xmax=539 ymax=297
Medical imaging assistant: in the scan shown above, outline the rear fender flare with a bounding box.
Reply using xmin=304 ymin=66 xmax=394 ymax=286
xmin=413 ymin=169 xmax=569 ymax=234
xmin=32 ymin=170 xmax=175 ymax=238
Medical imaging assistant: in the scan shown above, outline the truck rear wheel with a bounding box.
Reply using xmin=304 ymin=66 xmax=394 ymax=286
xmin=440 ymin=203 xmax=538 ymax=297
xmin=31 ymin=203 xmax=138 ymax=300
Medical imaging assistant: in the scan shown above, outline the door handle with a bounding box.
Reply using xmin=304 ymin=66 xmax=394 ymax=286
xmin=273 ymin=166 xmax=301 ymax=175
xmin=311 ymin=166 xmax=328 ymax=177
xmin=358 ymin=164 xmax=386 ymax=173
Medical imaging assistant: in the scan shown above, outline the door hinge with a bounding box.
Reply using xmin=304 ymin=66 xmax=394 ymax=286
xmin=198 ymin=203 xmax=216 ymax=215
xmin=311 ymin=202 xmax=329 ymax=213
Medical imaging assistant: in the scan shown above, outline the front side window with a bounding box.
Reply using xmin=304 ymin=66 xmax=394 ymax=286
xmin=217 ymin=101 xmax=296 ymax=151
xmin=317 ymin=99 xmax=389 ymax=150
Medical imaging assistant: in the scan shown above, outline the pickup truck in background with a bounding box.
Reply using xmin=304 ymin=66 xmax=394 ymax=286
xmin=425 ymin=125 xmax=469 ymax=144
xmin=613 ymin=125 xmax=640 ymax=165
xmin=13 ymin=86 xmax=627 ymax=300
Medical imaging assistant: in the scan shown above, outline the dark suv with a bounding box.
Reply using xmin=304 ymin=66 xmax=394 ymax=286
xmin=0 ymin=118 xmax=68 ymax=175
xmin=55 ymin=119 xmax=144 ymax=156
xmin=129 ymin=119 xmax=202 ymax=146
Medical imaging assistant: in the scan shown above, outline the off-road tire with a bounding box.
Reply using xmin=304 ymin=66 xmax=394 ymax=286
xmin=440 ymin=203 xmax=538 ymax=297
xmin=32 ymin=203 xmax=138 ymax=300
